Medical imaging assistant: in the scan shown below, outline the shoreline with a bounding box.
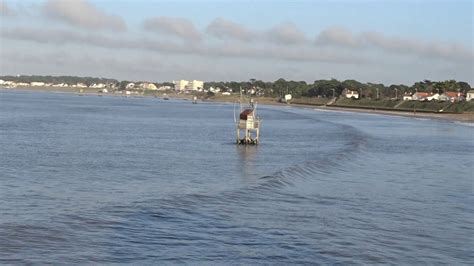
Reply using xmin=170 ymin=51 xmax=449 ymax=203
xmin=201 ymin=94 xmax=474 ymax=123
xmin=310 ymin=105 xmax=474 ymax=123
xmin=2 ymin=87 xmax=473 ymax=123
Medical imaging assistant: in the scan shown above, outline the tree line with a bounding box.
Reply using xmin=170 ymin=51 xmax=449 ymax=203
xmin=1 ymin=75 xmax=471 ymax=99
xmin=204 ymin=79 xmax=472 ymax=99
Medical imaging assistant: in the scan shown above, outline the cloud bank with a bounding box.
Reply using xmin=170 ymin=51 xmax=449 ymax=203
xmin=315 ymin=26 xmax=473 ymax=62
xmin=1 ymin=26 xmax=365 ymax=64
xmin=43 ymin=0 xmax=126 ymax=31
xmin=206 ymin=17 xmax=256 ymax=42
xmin=206 ymin=18 xmax=308 ymax=46
xmin=0 ymin=2 xmax=14 ymax=16
xmin=266 ymin=22 xmax=307 ymax=45
xmin=1 ymin=5 xmax=472 ymax=84
xmin=143 ymin=16 xmax=201 ymax=41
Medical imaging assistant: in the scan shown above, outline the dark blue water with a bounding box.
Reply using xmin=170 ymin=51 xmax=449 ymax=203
xmin=1 ymin=90 xmax=472 ymax=264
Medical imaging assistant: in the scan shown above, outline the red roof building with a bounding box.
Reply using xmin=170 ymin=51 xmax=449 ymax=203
xmin=240 ymin=109 xmax=254 ymax=120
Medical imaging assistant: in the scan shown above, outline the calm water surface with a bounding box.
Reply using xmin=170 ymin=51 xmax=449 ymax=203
xmin=0 ymin=90 xmax=473 ymax=264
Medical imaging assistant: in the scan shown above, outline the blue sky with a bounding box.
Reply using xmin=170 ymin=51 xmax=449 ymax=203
xmin=80 ymin=0 xmax=473 ymax=42
xmin=1 ymin=0 xmax=473 ymax=85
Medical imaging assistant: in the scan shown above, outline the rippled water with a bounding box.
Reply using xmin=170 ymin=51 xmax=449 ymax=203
xmin=1 ymin=90 xmax=473 ymax=264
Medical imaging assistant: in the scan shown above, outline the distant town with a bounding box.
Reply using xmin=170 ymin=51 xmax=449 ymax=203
xmin=0 ymin=77 xmax=205 ymax=95
xmin=1 ymin=75 xmax=473 ymax=114
xmin=1 ymin=75 xmax=473 ymax=99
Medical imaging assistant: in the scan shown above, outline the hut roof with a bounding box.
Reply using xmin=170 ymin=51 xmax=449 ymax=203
xmin=240 ymin=109 xmax=254 ymax=120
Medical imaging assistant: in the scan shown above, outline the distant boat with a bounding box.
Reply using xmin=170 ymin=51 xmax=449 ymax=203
xmin=163 ymin=93 xmax=169 ymax=100
xmin=192 ymin=96 xmax=197 ymax=104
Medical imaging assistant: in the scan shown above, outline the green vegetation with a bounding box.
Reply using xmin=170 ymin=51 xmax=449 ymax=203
xmin=2 ymin=75 xmax=470 ymax=99
xmin=396 ymin=101 xmax=450 ymax=112
xmin=290 ymin=97 xmax=331 ymax=106
xmin=204 ymin=78 xmax=471 ymax=101
xmin=334 ymin=98 xmax=401 ymax=108
xmin=2 ymin=75 xmax=472 ymax=113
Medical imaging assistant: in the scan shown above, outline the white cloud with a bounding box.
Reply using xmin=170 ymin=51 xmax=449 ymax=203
xmin=43 ymin=0 xmax=126 ymax=31
xmin=315 ymin=26 xmax=359 ymax=47
xmin=315 ymin=26 xmax=474 ymax=62
xmin=1 ymin=27 xmax=364 ymax=64
xmin=143 ymin=16 xmax=201 ymax=41
xmin=265 ymin=22 xmax=308 ymax=45
xmin=206 ymin=17 xmax=256 ymax=42
xmin=206 ymin=19 xmax=308 ymax=46
xmin=1 ymin=16 xmax=472 ymax=84
xmin=359 ymin=31 xmax=473 ymax=61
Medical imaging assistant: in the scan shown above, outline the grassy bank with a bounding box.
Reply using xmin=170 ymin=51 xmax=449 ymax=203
xmin=329 ymin=98 xmax=474 ymax=114
xmin=290 ymin=97 xmax=331 ymax=106
xmin=334 ymin=98 xmax=400 ymax=108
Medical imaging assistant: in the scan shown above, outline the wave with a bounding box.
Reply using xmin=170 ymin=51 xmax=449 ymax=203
xmin=251 ymin=116 xmax=368 ymax=191
xmin=114 ymin=110 xmax=369 ymax=217
xmin=453 ymin=121 xmax=474 ymax=127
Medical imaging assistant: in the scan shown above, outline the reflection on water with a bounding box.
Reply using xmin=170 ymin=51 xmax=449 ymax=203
xmin=236 ymin=145 xmax=261 ymax=183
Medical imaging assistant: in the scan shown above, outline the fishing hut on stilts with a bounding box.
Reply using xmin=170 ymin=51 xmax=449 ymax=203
xmin=234 ymin=90 xmax=261 ymax=145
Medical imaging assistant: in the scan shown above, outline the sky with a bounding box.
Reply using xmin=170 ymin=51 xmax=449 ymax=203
xmin=0 ymin=0 xmax=473 ymax=85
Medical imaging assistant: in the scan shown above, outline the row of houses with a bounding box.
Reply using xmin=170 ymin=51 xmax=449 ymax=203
xmin=117 ymin=80 xmax=204 ymax=92
xmin=0 ymin=80 xmax=109 ymax=89
xmin=0 ymin=79 xmax=206 ymax=92
xmin=403 ymin=91 xmax=474 ymax=102
xmin=341 ymin=88 xmax=474 ymax=102
xmin=125 ymin=82 xmax=157 ymax=90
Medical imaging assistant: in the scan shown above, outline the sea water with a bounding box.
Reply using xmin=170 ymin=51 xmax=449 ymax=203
xmin=0 ymin=90 xmax=472 ymax=264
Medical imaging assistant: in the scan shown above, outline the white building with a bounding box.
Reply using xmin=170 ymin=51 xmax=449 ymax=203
xmin=158 ymin=85 xmax=172 ymax=91
xmin=426 ymin=93 xmax=440 ymax=101
xmin=173 ymin=80 xmax=189 ymax=90
xmin=173 ymin=80 xmax=204 ymax=91
xmin=342 ymin=88 xmax=359 ymax=99
xmin=209 ymin=86 xmax=221 ymax=93
xmin=403 ymin=94 xmax=412 ymax=101
xmin=141 ymin=83 xmax=157 ymax=90
xmin=188 ymin=80 xmax=204 ymax=91
xmin=125 ymin=83 xmax=135 ymax=90
xmin=466 ymin=90 xmax=474 ymax=101
xmin=52 ymin=83 xmax=68 ymax=87
xmin=91 ymin=83 xmax=106 ymax=89
xmin=30 ymin=82 xmax=45 ymax=86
